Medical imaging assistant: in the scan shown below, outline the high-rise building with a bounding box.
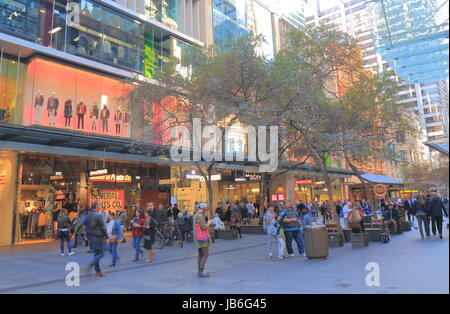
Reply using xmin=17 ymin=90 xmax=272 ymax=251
xmin=307 ymin=0 xmax=449 ymax=148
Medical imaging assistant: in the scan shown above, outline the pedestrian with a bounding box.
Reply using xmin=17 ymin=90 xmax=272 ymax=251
xmin=413 ymin=195 xmax=429 ymax=239
xmin=143 ymin=210 xmax=157 ymax=263
xmin=73 ymin=209 xmax=87 ymax=248
xmin=319 ymin=201 xmax=329 ymax=224
xmin=263 ymin=205 xmax=277 ymax=258
xmin=239 ymin=201 xmax=248 ymax=225
xmin=215 ymin=202 xmax=224 ymax=221
xmin=230 ymin=211 xmax=242 ymax=238
xmin=85 ymin=201 xmax=107 ymax=277
xmin=246 ymin=201 xmax=255 ymax=220
xmin=131 ymin=209 xmax=145 ymax=262
xmin=106 ymin=212 xmax=124 ymax=267
xmin=118 ymin=207 xmax=127 ymax=243
xmin=428 ymin=193 xmax=448 ymax=239
xmin=56 ymin=209 xmax=74 ymax=256
xmin=278 ymin=201 xmax=305 ymax=258
xmin=302 ymin=208 xmax=317 ymax=226
xmin=193 ymin=203 xmax=211 ymax=278
xmin=342 ymin=201 xmax=353 ymax=229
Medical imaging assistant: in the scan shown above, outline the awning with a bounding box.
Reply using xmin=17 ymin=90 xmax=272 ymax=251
xmin=424 ymin=137 xmax=449 ymax=155
xmin=360 ymin=173 xmax=403 ymax=185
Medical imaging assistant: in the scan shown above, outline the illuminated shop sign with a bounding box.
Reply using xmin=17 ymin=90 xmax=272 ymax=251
xmin=271 ymin=194 xmax=286 ymax=201
xmin=186 ymin=174 xmax=222 ymax=181
xmin=89 ymin=190 xmax=124 ymax=211
xmin=295 ymin=180 xmax=313 ymax=185
xmin=50 ymin=175 xmax=64 ymax=181
xmin=89 ymin=169 xmax=109 ymax=177
xmin=89 ymin=174 xmax=132 ymax=183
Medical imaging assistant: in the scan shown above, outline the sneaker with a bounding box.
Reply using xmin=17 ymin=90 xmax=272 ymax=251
xmin=95 ymin=272 xmax=106 ymax=278
xmin=299 ymin=253 xmax=306 ymax=257
xmin=278 ymin=256 xmax=284 ymax=260
xmin=288 ymin=254 xmax=295 ymax=258
xmin=268 ymin=253 xmax=273 ymax=258
xmin=68 ymin=252 xmax=75 ymax=256
xmin=198 ymin=272 xmax=210 ymax=278
xmin=60 ymin=253 xmax=65 ymax=256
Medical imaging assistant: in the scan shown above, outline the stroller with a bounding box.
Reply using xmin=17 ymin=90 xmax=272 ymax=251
xmin=380 ymin=222 xmax=390 ymax=243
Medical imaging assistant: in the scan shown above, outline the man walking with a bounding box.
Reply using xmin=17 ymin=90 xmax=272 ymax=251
xmin=428 ymin=194 xmax=448 ymax=239
xmin=193 ymin=203 xmax=211 ymax=278
xmin=279 ymin=200 xmax=305 ymax=258
xmin=85 ymin=202 xmax=108 ymax=277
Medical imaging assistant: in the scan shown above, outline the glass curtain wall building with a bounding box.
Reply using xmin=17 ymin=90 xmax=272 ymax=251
xmin=212 ymin=0 xmax=249 ymax=50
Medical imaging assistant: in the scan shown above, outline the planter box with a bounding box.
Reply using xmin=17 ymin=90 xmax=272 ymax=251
xmin=215 ymin=229 xmax=238 ymax=240
xmin=351 ymin=232 xmax=369 ymax=248
xmin=366 ymin=228 xmax=382 ymax=242
xmin=240 ymin=225 xmax=265 ymax=235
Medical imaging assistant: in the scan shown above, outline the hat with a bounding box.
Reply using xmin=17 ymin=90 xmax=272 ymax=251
xmin=199 ymin=202 xmax=208 ymax=209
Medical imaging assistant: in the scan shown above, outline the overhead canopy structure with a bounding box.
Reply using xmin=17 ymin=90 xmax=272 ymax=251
xmin=424 ymin=136 xmax=449 ymax=155
xmin=361 ymin=173 xmax=403 ymax=185
xmin=369 ymin=0 xmax=449 ymax=84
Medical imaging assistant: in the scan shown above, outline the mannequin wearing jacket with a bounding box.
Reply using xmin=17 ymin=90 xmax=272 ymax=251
xmin=76 ymin=99 xmax=87 ymax=129
xmin=34 ymin=91 xmax=44 ymax=124
xmin=90 ymin=103 xmax=99 ymax=132
xmin=114 ymin=110 xmax=122 ymax=135
xmin=64 ymin=98 xmax=73 ymax=127
xmin=100 ymin=105 xmax=110 ymax=133
xmin=47 ymin=93 xmax=59 ymax=126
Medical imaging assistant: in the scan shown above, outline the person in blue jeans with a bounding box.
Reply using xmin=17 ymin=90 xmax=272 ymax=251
xmin=279 ymin=201 xmax=305 ymax=258
xmin=131 ymin=209 xmax=145 ymax=262
xmin=106 ymin=212 xmax=124 ymax=266
xmin=85 ymin=202 xmax=107 ymax=277
xmin=56 ymin=210 xmax=74 ymax=256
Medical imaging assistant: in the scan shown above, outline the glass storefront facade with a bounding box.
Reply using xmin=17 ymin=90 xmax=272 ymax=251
xmin=213 ymin=0 xmax=249 ymax=50
xmin=0 ymin=0 xmax=145 ymax=72
xmin=0 ymin=57 xmax=26 ymax=124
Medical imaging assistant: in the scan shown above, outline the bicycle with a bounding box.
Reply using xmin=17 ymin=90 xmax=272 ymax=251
xmin=154 ymin=226 xmax=165 ymax=249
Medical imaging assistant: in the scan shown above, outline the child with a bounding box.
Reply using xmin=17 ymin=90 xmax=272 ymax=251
xmin=277 ymin=227 xmax=287 ymax=260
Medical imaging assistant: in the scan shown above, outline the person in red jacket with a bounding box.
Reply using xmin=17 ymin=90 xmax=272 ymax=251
xmin=131 ymin=209 xmax=145 ymax=262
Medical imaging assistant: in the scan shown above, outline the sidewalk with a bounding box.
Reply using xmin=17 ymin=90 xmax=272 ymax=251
xmin=0 ymin=234 xmax=266 ymax=292
xmin=1 ymin=228 xmax=448 ymax=294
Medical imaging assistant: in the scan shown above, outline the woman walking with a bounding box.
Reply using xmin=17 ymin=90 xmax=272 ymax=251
xmin=264 ymin=205 xmax=277 ymax=258
xmin=143 ymin=210 xmax=157 ymax=263
xmin=413 ymin=196 xmax=430 ymax=239
xmin=230 ymin=211 xmax=242 ymax=239
xmin=106 ymin=212 xmax=124 ymax=266
xmin=57 ymin=210 xmax=74 ymax=256
xmin=131 ymin=209 xmax=145 ymax=262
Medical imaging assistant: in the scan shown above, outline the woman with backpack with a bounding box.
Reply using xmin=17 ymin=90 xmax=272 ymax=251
xmin=106 ymin=212 xmax=124 ymax=267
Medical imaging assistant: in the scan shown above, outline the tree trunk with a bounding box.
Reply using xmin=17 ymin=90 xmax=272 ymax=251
xmin=347 ymin=159 xmax=373 ymax=208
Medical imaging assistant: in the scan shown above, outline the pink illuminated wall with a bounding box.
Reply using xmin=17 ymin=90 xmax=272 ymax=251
xmin=23 ymin=58 xmax=134 ymax=138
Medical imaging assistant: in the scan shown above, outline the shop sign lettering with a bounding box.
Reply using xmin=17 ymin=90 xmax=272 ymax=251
xmin=89 ymin=190 xmax=124 ymax=211
xmin=89 ymin=174 xmax=132 ymax=183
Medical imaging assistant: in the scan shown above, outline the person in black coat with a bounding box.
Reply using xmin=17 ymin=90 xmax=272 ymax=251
xmin=427 ymin=194 xmax=448 ymax=239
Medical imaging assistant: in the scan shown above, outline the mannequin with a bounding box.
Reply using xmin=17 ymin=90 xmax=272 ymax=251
xmin=76 ymin=98 xmax=87 ymax=129
xmin=90 ymin=102 xmax=99 ymax=132
xmin=64 ymin=97 xmax=73 ymax=127
xmin=47 ymin=92 xmax=59 ymax=126
xmin=114 ymin=108 xmax=122 ymax=135
xmin=100 ymin=105 xmax=110 ymax=133
xmin=34 ymin=90 xmax=44 ymax=124
xmin=123 ymin=111 xmax=131 ymax=137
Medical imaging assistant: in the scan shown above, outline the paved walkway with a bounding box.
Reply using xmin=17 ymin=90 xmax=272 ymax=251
xmin=0 ymin=226 xmax=448 ymax=294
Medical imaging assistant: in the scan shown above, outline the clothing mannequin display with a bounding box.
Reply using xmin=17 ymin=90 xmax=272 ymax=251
xmin=123 ymin=111 xmax=131 ymax=137
xmin=100 ymin=105 xmax=110 ymax=133
xmin=114 ymin=109 xmax=122 ymax=135
xmin=90 ymin=103 xmax=99 ymax=132
xmin=47 ymin=93 xmax=59 ymax=126
xmin=34 ymin=91 xmax=44 ymax=124
xmin=64 ymin=98 xmax=73 ymax=127
xmin=76 ymin=99 xmax=87 ymax=129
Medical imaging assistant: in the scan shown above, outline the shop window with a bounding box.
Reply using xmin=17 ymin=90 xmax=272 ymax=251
xmin=22 ymin=58 xmax=140 ymax=138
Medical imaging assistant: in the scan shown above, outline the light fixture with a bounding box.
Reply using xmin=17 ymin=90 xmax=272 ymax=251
xmin=48 ymin=27 xmax=62 ymax=34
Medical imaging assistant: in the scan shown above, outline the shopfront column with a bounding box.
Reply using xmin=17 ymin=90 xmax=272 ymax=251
xmin=286 ymin=173 xmax=295 ymax=203
xmin=0 ymin=151 xmax=19 ymax=246
xmin=79 ymin=171 xmax=88 ymax=208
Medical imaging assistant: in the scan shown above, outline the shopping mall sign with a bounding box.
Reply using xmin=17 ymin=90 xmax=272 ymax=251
xmin=374 ymin=184 xmax=387 ymax=197
xmin=89 ymin=190 xmax=124 ymax=212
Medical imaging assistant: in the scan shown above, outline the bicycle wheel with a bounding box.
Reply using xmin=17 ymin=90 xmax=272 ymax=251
xmin=163 ymin=228 xmax=172 ymax=246
xmin=174 ymin=228 xmax=183 ymax=248
xmin=154 ymin=231 xmax=164 ymax=249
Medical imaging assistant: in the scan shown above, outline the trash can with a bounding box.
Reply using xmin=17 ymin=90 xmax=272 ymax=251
xmin=304 ymin=225 xmax=329 ymax=259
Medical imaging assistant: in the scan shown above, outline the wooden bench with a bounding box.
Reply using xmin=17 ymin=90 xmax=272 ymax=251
xmin=215 ymin=229 xmax=239 ymax=240
xmin=326 ymin=224 xmax=344 ymax=247
xmin=349 ymin=223 xmax=369 ymax=248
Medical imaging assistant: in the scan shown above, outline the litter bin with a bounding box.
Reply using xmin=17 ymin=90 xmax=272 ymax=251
xmin=304 ymin=225 xmax=329 ymax=259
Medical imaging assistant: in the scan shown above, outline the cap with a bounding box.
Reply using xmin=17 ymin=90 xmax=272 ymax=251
xmin=199 ymin=202 xmax=208 ymax=209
